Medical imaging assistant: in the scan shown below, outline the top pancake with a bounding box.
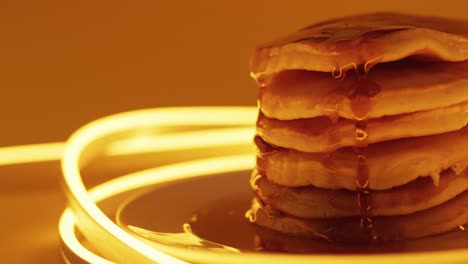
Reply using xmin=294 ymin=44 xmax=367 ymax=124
xmin=250 ymin=13 xmax=468 ymax=79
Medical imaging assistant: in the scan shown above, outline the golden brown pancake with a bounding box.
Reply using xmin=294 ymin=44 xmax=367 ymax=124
xmin=248 ymin=13 xmax=468 ymax=243
xmin=250 ymin=190 xmax=468 ymax=242
xmin=260 ymin=61 xmax=468 ymax=120
xmin=253 ymin=168 xmax=468 ymax=218
xmin=250 ymin=13 xmax=468 ymax=78
xmin=256 ymin=126 xmax=468 ymax=190
xmin=257 ymin=101 xmax=468 ymax=153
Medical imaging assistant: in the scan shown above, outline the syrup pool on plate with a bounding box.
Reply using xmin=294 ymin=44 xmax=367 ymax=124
xmin=115 ymin=170 xmax=468 ymax=254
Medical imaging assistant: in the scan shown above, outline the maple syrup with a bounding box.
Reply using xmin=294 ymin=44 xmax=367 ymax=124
xmin=346 ymin=66 xmax=382 ymax=241
xmin=255 ymin=65 xmax=382 ymax=241
xmin=116 ymin=170 xmax=468 ymax=254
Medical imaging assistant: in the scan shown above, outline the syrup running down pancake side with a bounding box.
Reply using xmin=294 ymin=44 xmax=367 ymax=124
xmin=253 ymin=67 xmax=384 ymax=242
xmin=347 ymin=66 xmax=382 ymax=241
xmin=247 ymin=13 xmax=468 ymax=245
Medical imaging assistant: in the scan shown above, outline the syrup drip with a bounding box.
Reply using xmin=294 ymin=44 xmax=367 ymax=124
xmin=250 ymin=72 xmax=273 ymax=88
xmin=245 ymin=207 xmax=257 ymax=223
xmin=244 ymin=194 xmax=284 ymax=223
xmin=249 ymin=171 xmax=268 ymax=201
xmin=332 ymin=62 xmax=357 ymax=79
xmin=347 ymin=67 xmax=381 ymax=241
xmin=334 ymin=62 xmax=381 ymax=240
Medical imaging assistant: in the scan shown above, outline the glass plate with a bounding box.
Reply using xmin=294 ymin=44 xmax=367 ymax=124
xmin=57 ymin=106 xmax=468 ymax=264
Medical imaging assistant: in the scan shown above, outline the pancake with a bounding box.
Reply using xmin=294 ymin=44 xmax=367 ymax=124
xmin=255 ymin=126 xmax=468 ymax=190
xmin=250 ymin=13 xmax=468 ymax=78
xmin=257 ymin=101 xmax=468 ymax=153
xmin=249 ymin=190 xmax=468 ymax=242
xmin=248 ymin=13 xmax=468 ymax=243
xmin=259 ymin=60 xmax=468 ymax=120
xmin=253 ymin=168 xmax=468 ymax=218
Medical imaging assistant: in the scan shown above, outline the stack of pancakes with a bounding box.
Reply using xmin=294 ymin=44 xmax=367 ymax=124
xmin=246 ymin=13 xmax=468 ymax=242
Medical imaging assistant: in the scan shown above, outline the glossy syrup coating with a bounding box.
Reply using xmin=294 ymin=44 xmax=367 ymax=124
xmin=248 ymin=13 xmax=468 ymax=243
xmin=250 ymin=13 xmax=468 ymax=78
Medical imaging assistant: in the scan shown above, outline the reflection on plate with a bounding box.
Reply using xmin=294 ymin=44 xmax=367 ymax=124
xmin=56 ymin=106 xmax=468 ymax=264
xmin=116 ymin=171 xmax=468 ymax=257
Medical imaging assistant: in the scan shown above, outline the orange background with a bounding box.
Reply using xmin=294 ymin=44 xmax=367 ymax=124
xmin=1 ymin=1 xmax=468 ymax=263
xmin=1 ymin=0 xmax=467 ymax=146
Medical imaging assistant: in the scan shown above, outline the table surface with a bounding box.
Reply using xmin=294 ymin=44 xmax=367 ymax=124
xmin=0 ymin=162 xmax=64 ymax=264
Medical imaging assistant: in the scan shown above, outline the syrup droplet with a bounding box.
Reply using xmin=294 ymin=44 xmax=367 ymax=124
xmin=245 ymin=208 xmax=257 ymax=223
xmin=332 ymin=62 xmax=358 ymax=79
xmin=250 ymin=171 xmax=268 ymax=201
xmin=355 ymin=125 xmax=368 ymax=142
xmin=189 ymin=214 xmax=198 ymax=222
xmin=250 ymin=72 xmax=267 ymax=87
xmin=347 ymin=67 xmax=381 ymax=242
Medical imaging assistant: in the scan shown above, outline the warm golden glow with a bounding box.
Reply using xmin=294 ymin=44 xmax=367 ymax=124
xmin=59 ymin=209 xmax=113 ymax=264
xmin=60 ymin=107 xmax=256 ymax=263
xmin=0 ymin=142 xmax=64 ymax=165
xmin=2 ymin=106 xmax=467 ymax=263
xmin=107 ymin=127 xmax=253 ymax=156
xmin=60 ymin=153 xmax=253 ymax=263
